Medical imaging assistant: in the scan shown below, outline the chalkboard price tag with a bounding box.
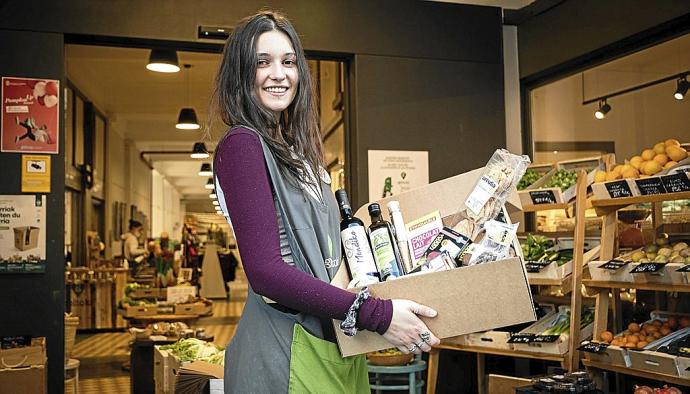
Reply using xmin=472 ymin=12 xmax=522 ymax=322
xmin=525 ymin=261 xmax=553 ymax=273
xmin=605 ymin=180 xmax=634 ymax=198
xmin=635 ymin=177 xmax=667 ymax=195
xmin=508 ymin=333 xmax=536 ymax=344
xmin=661 ymin=173 xmax=690 ymax=193
xmin=676 ymin=265 xmax=690 ymax=273
xmin=529 ymin=190 xmax=557 ymax=205
xmin=533 ymin=335 xmax=560 ymax=343
xmin=578 ymin=341 xmax=609 ymax=354
xmin=600 ymin=259 xmax=628 ymax=270
xmin=630 ymin=262 xmax=666 ymax=273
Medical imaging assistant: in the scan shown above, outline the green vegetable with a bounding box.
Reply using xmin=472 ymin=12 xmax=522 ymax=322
xmin=124 ymin=283 xmax=150 ymax=297
xmin=540 ymin=309 xmax=595 ymax=336
xmin=160 ymin=338 xmax=225 ymax=364
xmin=521 ymin=234 xmax=555 ymax=261
xmin=544 ymin=170 xmax=578 ymax=191
xmin=517 ymin=169 xmax=544 ymax=190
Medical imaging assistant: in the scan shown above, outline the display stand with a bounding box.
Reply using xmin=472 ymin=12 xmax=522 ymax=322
xmin=426 ymin=170 xmax=592 ymax=393
xmin=199 ymin=244 xmax=227 ymax=299
xmin=583 ymin=188 xmax=690 ymax=388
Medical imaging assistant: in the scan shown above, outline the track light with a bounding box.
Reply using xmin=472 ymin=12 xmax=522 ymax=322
xmin=198 ymin=163 xmax=212 ymax=176
xmin=146 ymin=49 xmax=180 ymax=73
xmin=205 ymin=178 xmax=215 ymax=190
xmin=595 ymin=99 xmax=611 ymax=120
xmin=190 ymin=142 xmax=209 ymax=159
xmin=674 ymin=77 xmax=689 ymax=100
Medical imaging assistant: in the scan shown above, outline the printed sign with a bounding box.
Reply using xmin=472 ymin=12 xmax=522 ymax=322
xmin=578 ymin=341 xmax=609 ymax=354
xmin=600 ymin=259 xmax=628 ymax=270
xmin=21 ymin=155 xmax=51 ymax=193
xmin=0 ymin=195 xmax=47 ymax=274
xmin=529 ymin=190 xmax=557 ymax=205
xmin=533 ymin=335 xmax=560 ymax=343
xmin=605 ymin=180 xmax=633 ymax=198
xmin=1 ymin=77 xmax=59 ymax=154
xmin=676 ymin=265 xmax=690 ymax=273
xmin=367 ymin=150 xmax=429 ymax=203
xmin=508 ymin=333 xmax=536 ymax=344
xmin=630 ymin=262 xmax=666 ymax=274
xmin=525 ymin=260 xmax=553 ymax=273
xmin=661 ymin=173 xmax=690 ymax=193
xmin=635 ymin=178 xmax=666 ymax=195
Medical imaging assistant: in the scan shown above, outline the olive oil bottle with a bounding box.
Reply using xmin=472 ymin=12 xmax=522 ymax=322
xmin=367 ymin=203 xmax=404 ymax=280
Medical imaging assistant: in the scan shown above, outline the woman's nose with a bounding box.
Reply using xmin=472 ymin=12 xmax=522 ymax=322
xmin=269 ymin=62 xmax=286 ymax=80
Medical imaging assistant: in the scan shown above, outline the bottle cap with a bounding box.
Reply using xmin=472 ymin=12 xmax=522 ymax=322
xmin=335 ymin=189 xmax=350 ymax=209
xmin=368 ymin=203 xmax=381 ymax=216
xmin=387 ymin=200 xmax=400 ymax=212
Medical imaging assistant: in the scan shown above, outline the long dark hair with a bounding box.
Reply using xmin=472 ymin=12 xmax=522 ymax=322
xmin=212 ymin=10 xmax=323 ymax=191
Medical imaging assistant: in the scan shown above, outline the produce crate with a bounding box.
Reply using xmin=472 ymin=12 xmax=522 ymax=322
xmin=173 ymin=301 xmax=212 ymax=316
xmin=522 ymin=237 xmax=600 ymax=281
xmin=588 ymin=248 xmax=641 ymax=283
xmin=592 ymin=171 xmax=690 ymax=200
xmin=513 ymin=306 xmax=593 ymax=355
xmin=442 ymin=334 xmax=469 ymax=346
xmin=0 ymin=337 xmax=46 ymax=369
xmin=167 ymin=351 xmax=190 ymax=393
xmin=154 ymin=346 xmax=170 ymax=394
xmin=628 ymin=328 xmax=690 ymax=377
xmin=630 ymin=262 xmax=686 ymax=285
xmin=130 ymin=287 xmax=167 ymax=300
xmin=118 ymin=304 xmax=158 ymax=318
xmin=516 ymin=163 xmax=555 ymax=193
xmin=519 ymin=157 xmax=602 ymax=208
xmin=465 ymin=305 xmax=558 ymax=351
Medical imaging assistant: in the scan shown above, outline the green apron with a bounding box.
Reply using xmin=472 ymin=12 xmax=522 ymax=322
xmin=218 ymin=126 xmax=370 ymax=393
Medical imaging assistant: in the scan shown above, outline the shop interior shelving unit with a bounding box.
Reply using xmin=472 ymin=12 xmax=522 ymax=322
xmin=582 ymin=188 xmax=690 ymax=388
xmin=427 ymin=170 xmax=594 ymax=393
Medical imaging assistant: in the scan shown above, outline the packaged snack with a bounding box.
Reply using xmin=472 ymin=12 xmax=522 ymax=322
xmin=466 ymin=219 xmax=518 ymax=266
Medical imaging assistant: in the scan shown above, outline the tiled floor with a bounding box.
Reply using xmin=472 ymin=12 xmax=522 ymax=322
xmin=71 ymin=269 xmax=248 ymax=394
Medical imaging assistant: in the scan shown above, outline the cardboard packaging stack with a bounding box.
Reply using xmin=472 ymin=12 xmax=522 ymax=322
xmin=0 ymin=337 xmax=47 ymax=393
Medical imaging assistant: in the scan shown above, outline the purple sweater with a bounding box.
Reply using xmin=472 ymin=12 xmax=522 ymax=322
xmin=215 ymin=128 xmax=393 ymax=335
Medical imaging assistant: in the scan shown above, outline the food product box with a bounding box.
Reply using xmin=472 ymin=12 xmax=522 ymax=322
xmin=0 ymin=364 xmax=45 ymax=394
xmin=174 ymin=301 xmax=212 ymax=316
xmin=331 ymin=167 xmax=537 ymax=357
xmin=118 ymin=303 xmax=158 ymax=317
xmin=154 ymin=346 xmax=170 ymax=394
xmin=513 ymin=306 xmax=594 ymax=355
xmin=0 ymin=337 xmax=46 ymax=369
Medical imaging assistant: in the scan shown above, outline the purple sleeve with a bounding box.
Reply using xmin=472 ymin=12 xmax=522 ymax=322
xmin=215 ymin=129 xmax=392 ymax=335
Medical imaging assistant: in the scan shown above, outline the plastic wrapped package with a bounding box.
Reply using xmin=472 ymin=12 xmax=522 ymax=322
xmin=465 ymin=219 xmax=518 ymax=266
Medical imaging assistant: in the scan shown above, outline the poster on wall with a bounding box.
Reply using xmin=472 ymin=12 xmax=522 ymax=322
xmin=21 ymin=155 xmax=51 ymax=193
xmin=368 ymin=150 xmax=429 ymax=203
xmin=0 ymin=195 xmax=47 ymax=274
xmin=1 ymin=77 xmax=60 ymax=154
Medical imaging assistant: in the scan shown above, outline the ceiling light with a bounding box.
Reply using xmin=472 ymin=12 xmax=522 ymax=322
xmin=190 ymin=142 xmax=209 ymax=159
xmin=674 ymin=77 xmax=689 ymax=100
xmin=215 ymin=205 xmax=222 ymax=211
xmin=146 ymin=49 xmax=180 ymax=73
xmin=205 ymin=178 xmax=215 ymax=189
xmin=212 ymin=200 xmax=220 ymax=206
xmin=209 ymin=192 xmax=217 ymax=199
xmin=216 ymin=211 xmax=224 ymax=215
xmin=176 ymin=64 xmax=201 ymax=129
xmin=176 ymin=108 xmax=200 ymax=130
xmin=594 ymin=99 xmax=611 ymax=120
xmin=198 ymin=163 xmax=212 ymax=176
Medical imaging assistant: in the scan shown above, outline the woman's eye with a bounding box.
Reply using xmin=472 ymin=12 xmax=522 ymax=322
xmin=283 ymin=60 xmax=295 ymax=66
xmin=257 ymin=59 xmax=269 ymax=66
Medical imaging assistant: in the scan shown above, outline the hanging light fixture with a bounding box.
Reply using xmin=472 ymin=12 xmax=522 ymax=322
xmin=594 ymin=99 xmax=611 ymax=120
xmin=674 ymin=77 xmax=689 ymax=100
xmin=212 ymin=200 xmax=220 ymax=206
xmin=198 ymin=163 xmax=212 ymax=176
xmin=209 ymin=191 xmax=217 ymax=199
xmin=205 ymin=178 xmax=215 ymax=190
xmin=176 ymin=64 xmax=201 ymax=129
xmin=146 ymin=49 xmax=180 ymax=73
xmin=215 ymin=205 xmax=222 ymax=211
xmin=190 ymin=142 xmax=209 ymax=159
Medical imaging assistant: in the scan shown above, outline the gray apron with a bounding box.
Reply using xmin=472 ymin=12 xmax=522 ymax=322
xmin=219 ymin=127 xmax=358 ymax=393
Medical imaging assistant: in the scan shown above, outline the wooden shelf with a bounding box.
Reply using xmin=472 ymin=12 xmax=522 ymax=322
xmin=583 ymin=359 xmax=690 ymax=387
xmin=522 ymin=202 xmax=570 ymax=213
xmin=436 ymin=343 xmax=566 ymax=363
xmin=592 ymin=191 xmax=690 ymax=215
xmin=529 ymin=274 xmax=572 ymax=293
xmin=583 ymin=279 xmax=690 ymax=293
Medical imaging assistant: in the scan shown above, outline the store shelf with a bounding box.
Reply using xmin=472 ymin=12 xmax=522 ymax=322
xmin=582 ymin=279 xmax=690 ymax=293
xmin=583 ymin=359 xmax=690 ymax=387
xmin=529 ymin=274 xmax=572 ymax=293
xmin=592 ymin=191 xmax=690 ymax=215
xmin=522 ymin=202 xmax=570 ymax=213
xmin=436 ymin=343 xmax=566 ymax=363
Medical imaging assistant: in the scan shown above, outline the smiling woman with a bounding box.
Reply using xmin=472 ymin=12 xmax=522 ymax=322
xmin=254 ymin=31 xmax=299 ymax=116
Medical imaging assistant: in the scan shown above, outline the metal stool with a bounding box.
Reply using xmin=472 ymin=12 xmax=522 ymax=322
xmin=368 ymin=355 xmax=426 ymax=394
xmin=64 ymin=358 xmax=80 ymax=394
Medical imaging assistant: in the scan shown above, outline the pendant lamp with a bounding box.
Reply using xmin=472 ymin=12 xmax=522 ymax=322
xmin=198 ymin=163 xmax=212 ymax=176
xmin=146 ymin=49 xmax=180 ymax=73
xmin=176 ymin=64 xmax=201 ymax=129
xmin=205 ymin=178 xmax=215 ymax=190
xmin=190 ymin=142 xmax=209 ymax=159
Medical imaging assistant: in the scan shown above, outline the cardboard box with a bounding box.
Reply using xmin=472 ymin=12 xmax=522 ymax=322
xmin=331 ymin=167 xmax=537 ymax=357
xmin=13 ymin=226 xmax=40 ymax=251
xmin=487 ymin=374 xmax=532 ymax=394
xmin=154 ymin=346 xmax=170 ymax=394
xmin=166 ymin=286 xmax=197 ymax=304
xmin=0 ymin=364 xmax=45 ymax=393
xmin=0 ymin=337 xmax=46 ymax=369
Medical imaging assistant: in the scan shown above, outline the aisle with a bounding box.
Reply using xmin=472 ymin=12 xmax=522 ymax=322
xmin=71 ymin=268 xmax=248 ymax=394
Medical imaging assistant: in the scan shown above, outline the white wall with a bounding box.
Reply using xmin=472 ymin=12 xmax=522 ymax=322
xmin=531 ymin=72 xmax=690 ymax=164
xmin=151 ymin=169 xmax=182 ymax=241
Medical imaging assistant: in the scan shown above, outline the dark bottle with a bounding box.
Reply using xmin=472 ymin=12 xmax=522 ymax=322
xmin=335 ymin=189 xmax=379 ymax=285
xmin=367 ymin=203 xmax=405 ymax=280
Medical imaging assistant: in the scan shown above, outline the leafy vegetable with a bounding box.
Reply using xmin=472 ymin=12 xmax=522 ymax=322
xmin=517 ymin=169 xmax=544 ymax=190
xmin=540 ymin=309 xmax=595 ymax=336
xmin=544 ymin=170 xmax=578 ymax=191
xmin=160 ymin=338 xmax=224 ymax=364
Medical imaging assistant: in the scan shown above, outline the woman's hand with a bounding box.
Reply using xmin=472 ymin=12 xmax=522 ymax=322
xmin=382 ymin=299 xmax=440 ymax=354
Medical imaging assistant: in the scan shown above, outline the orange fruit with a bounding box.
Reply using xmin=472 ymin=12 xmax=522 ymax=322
xmin=665 ymin=138 xmax=681 ymax=147
xmin=629 ymin=156 xmax=643 ymax=169
xmin=653 ymin=154 xmax=669 ymax=166
xmin=665 ymin=160 xmax=678 ymax=169
xmin=667 ymin=146 xmax=688 ymax=162
xmin=641 ymin=149 xmax=656 ymax=161
xmin=629 ymin=322 xmax=641 ymax=333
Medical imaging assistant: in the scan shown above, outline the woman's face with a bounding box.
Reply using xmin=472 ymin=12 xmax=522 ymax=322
xmin=254 ymin=30 xmax=299 ymax=117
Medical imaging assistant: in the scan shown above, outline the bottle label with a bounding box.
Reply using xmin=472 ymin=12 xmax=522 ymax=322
xmin=370 ymin=227 xmax=401 ymax=279
xmin=341 ymin=227 xmax=379 ymax=284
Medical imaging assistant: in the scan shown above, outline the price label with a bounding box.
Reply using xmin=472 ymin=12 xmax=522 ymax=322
xmin=508 ymin=333 xmax=536 ymax=344
xmin=525 ymin=261 xmax=553 ymax=273
xmin=533 ymin=335 xmax=560 ymax=343
xmin=635 ymin=177 xmax=667 ymax=195
xmin=630 ymin=262 xmax=666 ymax=273
xmin=600 ymin=259 xmax=629 ymax=270
xmin=661 ymin=173 xmax=690 ymax=193
xmin=605 ymin=180 xmax=633 ymax=198
xmin=578 ymin=341 xmax=609 ymax=354
xmin=676 ymin=265 xmax=690 ymax=272
xmin=529 ymin=190 xmax=557 ymax=205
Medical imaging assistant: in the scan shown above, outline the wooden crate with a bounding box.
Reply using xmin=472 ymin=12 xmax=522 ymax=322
xmin=130 ymin=287 xmax=167 ymax=299
xmin=174 ymin=301 xmax=212 ymax=316
xmin=118 ymin=304 xmax=158 ymax=317
xmin=154 ymin=346 xmax=170 ymax=394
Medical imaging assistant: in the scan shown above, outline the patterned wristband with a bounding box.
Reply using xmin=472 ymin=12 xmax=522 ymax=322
xmin=339 ymin=287 xmax=370 ymax=337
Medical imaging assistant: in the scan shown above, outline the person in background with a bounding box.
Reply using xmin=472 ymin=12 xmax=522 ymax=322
xmin=121 ymin=220 xmax=146 ymax=275
xmin=212 ymin=10 xmax=440 ymax=392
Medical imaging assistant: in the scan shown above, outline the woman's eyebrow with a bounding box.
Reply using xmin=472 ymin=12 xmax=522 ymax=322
xmin=256 ymin=52 xmax=296 ymax=57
